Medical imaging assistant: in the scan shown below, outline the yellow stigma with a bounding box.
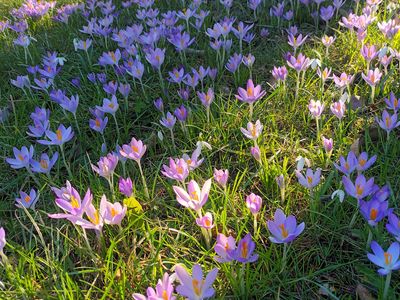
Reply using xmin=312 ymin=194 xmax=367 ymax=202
xmin=251 ymin=125 xmax=257 ymax=137
xmin=40 ymin=159 xmax=48 ymax=169
xmin=162 ymin=290 xmax=168 ymax=300
xmin=385 ymin=117 xmax=391 ymax=128
xmin=190 ymin=190 xmax=199 ymax=201
xmin=155 ymin=55 xmax=160 ymax=62
xmin=110 ymin=52 xmax=116 ymax=62
xmin=369 ymin=208 xmax=378 ymax=220
xmin=355 ymin=184 xmax=364 ymax=196
xmin=344 ymin=162 xmax=349 ymax=170
xmin=24 ymin=195 xmax=31 ymax=203
xmin=192 ymin=279 xmax=202 ymax=296
xmin=241 ymin=241 xmax=248 ymax=258
xmin=247 ymin=86 xmax=254 ymax=97
xmin=108 ymin=103 xmax=114 ymax=108
xmin=18 ymin=154 xmax=24 ymax=161
xmin=204 ymin=218 xmax=211 ymax=227
xmin=111 ymin=207 xmax=117 ymax=217
xmin=89 ymin=210 xmax=100 ymax=225
xmin=131 ymin=145 xmax=139 ymax=153
xmin=70 ymin=196 xmax=80 ymax=209
xmin=56 ymin=129 xmax=62 ymax=141
xmin=359 ymin=159 xmax=366 ymax=167
xmin=176 ymin=166 xmax=184 ymax=174
xmin=384 ymin=252 xmax=393 ymax=265
xmin=307 ymin=176 xmax=313 ymax=185
xmin=95 ymin=118 xmax=101 ymax=127
xmin=279 ymin=224 xmax=289 ymax=238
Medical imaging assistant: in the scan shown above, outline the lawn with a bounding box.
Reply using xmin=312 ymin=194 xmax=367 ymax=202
xmin=0 ymin=0 xmax=400 ymax=299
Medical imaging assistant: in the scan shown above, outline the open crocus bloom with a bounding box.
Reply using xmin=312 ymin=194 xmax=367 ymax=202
xmin=235 ymin=79 xmax=266 ymax=104
xmin=173 ymin=179 xmax=212 ymax=212
xmin=240 ymin=120 xmax=263 ymax=140
xmin=100 ymin=195 xmax=127 ymax=225
xmin=162 ymin=158 xmax=189 ymax=182
xmin=133 ymin=272 xmax=176 ymax=300
xmin=214 ymin=233 xmax=236 ymax=263
xmin=120 ymin=137 xmax=147 ymax=162
xmin=175 ymin=264 xmax=218 ymax=300
xmin=267 ymin=209 xmax=305 ymax=244
xmin=367 ymin=241 xmax=400 ymax=275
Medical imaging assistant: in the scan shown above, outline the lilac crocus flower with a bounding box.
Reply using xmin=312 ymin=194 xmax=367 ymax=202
xmin=48 ymin=182 xmax=92 ymax=219
xmin=213 ymin=169 xmax=228 ymax=187
xmin=317 ymin=67 xmax=332 ymax=82
xmin=197 ymin=88 xmax=214 ymax=107
xmin=126 ymin=59 xmax=145 ymax=80
xmin=181 ymin=148 xmax=204 ymax=171
xmin=173 ymin=179 xmax=212 ymax=212
xmin=214 ymin=233 xmax=236 ymax=263
xmin=120 ymin=137 xmax=147 ymax=162
xmin=89 ymin=112 xmax=108 ymax=134
xmin=168 ymin=68 xmax=185 ymax=84
xmin=91 ymin=153 xmax=119 ymax=180
xmin=99 ymin=49 xmax=121 ymax=66
xmin=333 ymin=73 xmax=354 ymax=89
xmin=267 ymin=209 xmax=305 ymax=244
xmin=246 ymin=193 xmax=262 ymax=215
xmin=30 ymin=152 xmax=58 ymax=174
xmin=133 ymin=273 xmax=176 ymax=300
xmin=287 ymin=53 xmax=310 ymax=72
xmin=385 ymin=92 xmax=400 ymax=111
xmin=333 ymin=151 xmax=358 ymax=175
xmin=376 ymin=110 xmax=400 ymax=134
xmin=231 ymin=233 xmax=259 ymax=263
xmin=361 ymin=44 xmax=379 ymax=64
xmin=145 ymin=48 xmax=165 ymax=70
xmin=118 ymin=83 xmax=131 ymax=99
xmin=367 ymin=241 xmax=400 ymax=275
xmin=357 ymin=152 xmax=377 ymax=172
xmin=330 ymin=99 xmax=346 ymax=120
xmin=386 ymin=213 xmax=400 ymax=242
xmin=288 ymin=34 xmax=308 ymax=52
xmin=59 ymin=95 xmax=79 ymax=115
xmin=103 ymin=81 xmax=118 ymax=95
xmin=100 ymin=195 xmax=127 ymax=225
xmin=174 ymin=105 xmax=188 ymax=122
xmin=320 ymin=5 xmax=334 ymax=22
xmin=196 ymin=212 xmax=215 ymax=229
xmin=360 ymin=198 xmax=389 ymax=226
xmin=0 ymin=228 xmax=5 ymax=253
xmin=308 ymin=100 xmax=325 ymax=118
xmin=38 ymin=125 xmax=74 ymax=146
xmin=168 ymin=31 xmax=194 ymax=52
xmin=362 ymin=68 xmax=382 ymax=87
xmin=321 ymin=35 xmax=335 ymax=47
xmin=240 ymin=120 xmax=263 ymax=140
xmin=11 ymin=75 xmax=30 ymax=89
xmin=162 ymin=158 xmax=189 ymax=182
xmin=225 ymin=53 xmax=242 ymax=73
xmin=321 ymin=136 xmax=333 ymax=154
xmin=295 ymin=168 xmax=321 ymax=189
xmin=16 ymin=188 xmax=38 ymax=209
xmin=160 ymin=112 xmax=176 ymax=129
xmin=251 ymin=146 xmax=261 ymax=162
xmin=272 ymin=66 xmax=288 ymax=82
xmin=6 ymin=145 xmax=34 ymax=169
xmin=235 ymin=79 xmax=266 ymax=104
xmin=119 ymin=177 xmax=133 ymax=198
xmin=175 ymin=264 xmax=218 ymax=300
xmin=342 ymin=174 xmax=375 ymax=200
xmin=96 ymin=95 xmax=119 ymax=115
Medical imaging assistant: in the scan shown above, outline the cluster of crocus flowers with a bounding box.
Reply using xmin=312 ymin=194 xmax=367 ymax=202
xmin=214 ymin=232 xmax=258 ymax=264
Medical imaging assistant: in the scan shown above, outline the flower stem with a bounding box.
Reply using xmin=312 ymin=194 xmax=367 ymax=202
xmin=137 ymin=160 xmax=150 ymax=199
xmin=383 ymin=271 xmax=392 ymax=299
xmin=60 ymin=144 xmax=72 ymax=178
xmin=280 ymin=243 xmax=288 ymax=273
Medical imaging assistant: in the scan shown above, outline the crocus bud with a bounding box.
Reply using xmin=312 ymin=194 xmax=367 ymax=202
xmin=321 ymin=136 xmax=333 ymax=154
xmin=119 ymin=177 xmax=133 ymax=198
xmin=153 ymin=98 xmax=164 ymax=112
xmin=196 ymin=212 xmax=214 ymax=229
xmin=251 ymin=146 xmax=261 ymax=162
xmin=246 ymin=193 xmax=262 ymax=215
xmin=214 ymin=169 xmax=229 ymax=187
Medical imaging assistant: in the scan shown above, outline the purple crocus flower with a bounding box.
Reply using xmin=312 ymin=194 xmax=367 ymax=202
xmin=360 ymin=198 xmax=389 ymax=226
xmin=160 ymin=112 xmax=176 ymax=129
xmin=376 ymin=110 xmax=400 ymax=134
xmin=213 ymin=169 xmax=228 ymax=188
xmin=6 ymin=145 xmax=34 ymax=169
xmin=89 ymin=110 xmax=108 ymax=134
xmin=231 ymin=233 xmax=259 ymax=263
xmin=15 ymin=188 xmax=38 ymax=209
xmin=183 ymin=73 xmax=200 ymax=89
xmin=246 ymin=193 xmax=262 ymax=215
xmin=196 ymin=212 xmax=215 ymax=229
xmin=362 ymin=68 xmax=382 ymax=87
xmin=168 ymin=68 xmax=185 ymax=84
xmin=162 ymin=158 xmax=189 ymax=182
xmin=386 ymin=213 xmax=400 ymax=242
xmin=175 ymin=264 xmax=218 ymax=300
xmin=118 ymin=83 xmax=131 ymax=99
xmin=30 ymin=152 xmax=59 ymax=174
xmin=153 ymin=98 xmax=164 ymax=112
xmin=287 ymin=53 xmax=310 ymax=72
xmin=11 ymin=75 xmax=30 ymax=89
xmin=333 ymin=72 xmax=354 ymax=89
xmin=368 ymin=241 xmax=400 ymax=275
xmin=330 ymin=99 xmax=346 ymax=120
xmin=133 ymin=273 xmax=176 ymax=300
xmin=168 ymin=31 xmax=194 ymax=52
xmin=214 ymin=233 xmax=236 ymax=263
xmin=173 ymin=179 xmax=211 ymax=212
xmin=38 ymin=125 xmax=74 ymax=146
xmin=119 ymin=177 xmax=133 ymax=198
xmin=356 ymin=152 xmax=377 ymax=172
xmin=27 ymin=119 xmax=49 ymax=138
xmin=174 ymin=105 xmax=188 ymax=122
xmin=225 ymin=53 xmax=242 ymax=73
xmin=126 ymin=59 xmax=144 ymax=80
xmin=308 ymin=100 xmax=325 ymax=118
xmin=268 ymin=209 xmax=305 ymax=244
xmin=96 ymin=95 xmax=119 ymax=115
xmin=197 ymin=88 xmax=214 ymax=107
xmin=251 ymin=146 xmax=261 ymax=162
xmin=59 ymin=95 xmax=79 ymax=115
xmin=272 ymin=66 xmax=288 ymax=82
xmin=333 ymin=151 xmax=358 ymax=175
xmin=385 ymin=92 xmax=400 ymax=111
xmin=361 ymin=44 xmax=379 ymax=63
xmin=91 ymin=153 xmax=119 ymax=180
xmin=288 ymin=33 xmax=308 ymax=52
xmin=103 ymin=81 xmax=118 ymax=95
xmin=295 ymin=168 xmax=321 ymax=189
xmin=342 ymin=174 xmax=375 ymax=200
xmin=178 ymin=87 xmax=190 ymax=101
xmin=120 ymin=137 xmax=147 ymax=162
xmin=235 ymin=79 xmax=266 ymax=104
xmin=320 ymin=5 xmax=334 ymax=22
xmin=145 ymin=48 xmax=165 ymax=70
xmin=99 ymin=49 xmax=121 ymax=66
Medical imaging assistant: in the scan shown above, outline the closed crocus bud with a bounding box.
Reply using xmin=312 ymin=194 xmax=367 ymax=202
xmin=246 ymin=193 xmax=262 ymax=215
xmin=153 ymin=98 xmax=164 ymax=112
xmin=213 ymin=169 xmax=229 ymax=187
xmin=276 ymin=174 xmax=285 ymax=189
xmin=196 ymin=212 xmax=215 ymax=229
xmin=119 ymin=177 xmax=133 ymax=198
xmin=251 ymin=146 xmax=261 ymax=162
xmin=321 ymin=136 xmax=333 ymax=154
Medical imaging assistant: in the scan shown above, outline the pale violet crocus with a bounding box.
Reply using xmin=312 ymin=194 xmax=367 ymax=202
xmin=267 ymin=209 xmax=305 ymax=244
xmin=231 ymin=233 xmax=259 ymax=263
xmin=240 ymin=120 xmax=263 ymax=143
xmin=100 ymin=195 xmax=127 ymax=225
xmin=214 ymin=233 xmax=236 ymax=263
xmin=342 ymin=174 xmax=375 ymax=201
xmin=295 ymin=168 xmax=321 ymax=189
xmin=308 ymin=100 xmax=324 ymax=135
xmin=162 ymin=158 xmax=189 ymax=182
xmin=376 ymin=110 xmax=400 ymax=136
xmin=196 ymin=212 xmax=215 ymax=229
xmin=6 ymin=145 xmax=34 ymax=169
xmin=213 ymin=169 xmax=228 ymax=188
xmin=132 ymin=273 xmax=176 ymax=300
xmin=0 ymin=227 xmax=5 ymax=255
xmin=15 ymin=188 xmax=39 ymax=209
xmin=161 ymin=112 xmax=177 ymax=149
xmin=175 ymin=264 xmax=218 ymax=300
xmin=235 ymin=79 xmax=266 ymax=119
xmin=172 ymin=179 xmax=212 ymax=213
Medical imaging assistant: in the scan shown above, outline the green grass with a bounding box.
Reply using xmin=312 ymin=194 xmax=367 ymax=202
xmin=0 ymin=0 xmax=400 ymax=299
